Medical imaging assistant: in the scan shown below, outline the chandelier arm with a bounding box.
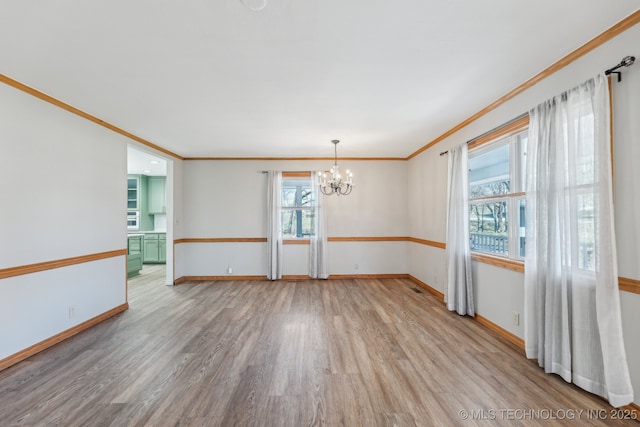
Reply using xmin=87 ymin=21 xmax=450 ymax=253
xmin=338 ymin=184 xmax=352 ymax=195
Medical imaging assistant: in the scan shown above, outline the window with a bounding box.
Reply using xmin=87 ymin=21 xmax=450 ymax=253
xmin=468 ymin=130 xmax=527 ymax=259
xmin=565 ymin=109 xmax=597 ymax=271
xmin=281 ymin=174 xmax=316 ymax=239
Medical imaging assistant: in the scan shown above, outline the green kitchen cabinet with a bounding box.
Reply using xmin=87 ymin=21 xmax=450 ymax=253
xmin=148 ymin=176 xmax=166 ymax=214
xmin=127 ymin=176 xmax=141 ymax=230
xmin=159 ymin=234 xmax=167 ymax=263
xmin=128 ymin=235 xmax=142 ymax=253
xmin=127 ymin=235 xmax=143 ymax=277
xmin=143 ymin=233 xmax=160 ymax=263
xmin=127 ymin=176 xmax=140 ymax=210
xmin=127 ymin=174 xmax=153 ymax=231
xmin=139 ymin=175 xmax=154 ymax=230
xmin=143 ymin=233 xmax=166 ymax=264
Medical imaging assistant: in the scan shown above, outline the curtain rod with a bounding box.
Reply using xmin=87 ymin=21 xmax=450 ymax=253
xmin=440 ymin=55 xmax=636 ymax=157
xmin=604 ymin=55 xmax=635 ymax=82
xmin=439 ymin=112 xmax=529 ymax=156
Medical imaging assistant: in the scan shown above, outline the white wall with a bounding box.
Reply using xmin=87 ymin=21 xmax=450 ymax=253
xmin=0 ymin=258 xmax=126 ymax=358
xmin=0 ymin=83 xmax=129 ymax=360
xmin=176 ymin=159 xmax=408 ymax=278
xmin=169 ymin=157 xmax=184 ymax=282
xmin=407 ymin=23 xmax=640 ymax=405
xmin=409 ymin=243 xmax=446 ymax=292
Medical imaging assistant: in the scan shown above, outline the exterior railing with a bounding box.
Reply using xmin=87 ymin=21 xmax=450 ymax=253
xmin=470 ymin=233 xmax=594 ymax=270
xmin=470 ymin=233 xmax=508 ymax=255
xmin=579 ymin=242 xmax=594 ymax=270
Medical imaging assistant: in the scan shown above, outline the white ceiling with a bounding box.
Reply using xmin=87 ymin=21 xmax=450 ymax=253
xmin=127 ymin=147 xmax=167 ymax=176
xmin=1 ymin=1 xmax=638 ymax=158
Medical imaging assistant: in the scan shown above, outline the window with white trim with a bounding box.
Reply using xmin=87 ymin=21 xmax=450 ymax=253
xmin=281 ymin=175 xmax=316 ymax=239
xmin=468 ymin=130 xmax=527 ymax=259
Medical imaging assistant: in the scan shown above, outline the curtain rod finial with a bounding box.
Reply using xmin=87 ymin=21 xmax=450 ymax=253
xmin=605 ymin=55 xmax=636 ymax=82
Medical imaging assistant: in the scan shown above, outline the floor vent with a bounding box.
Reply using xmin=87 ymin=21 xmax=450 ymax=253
xmin=411 ymin=287 xmax=424 ymax=294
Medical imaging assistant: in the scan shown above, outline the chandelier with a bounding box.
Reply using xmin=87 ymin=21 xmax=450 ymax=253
xmin=318 ymin=140 xmax=354 ymax=196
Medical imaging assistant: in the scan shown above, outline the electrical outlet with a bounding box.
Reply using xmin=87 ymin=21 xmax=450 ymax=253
xmin=513 ymin=312 xmax=520 ymax=326
xmin=68 ymin=306 xmax=75 ymax=319
xmin=354 ymin=263 xmax=359 ymax=270
xmin=227 ymin=266 xmax=232 ymax=274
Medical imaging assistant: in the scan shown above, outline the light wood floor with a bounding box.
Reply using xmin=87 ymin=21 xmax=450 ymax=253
xmin=0 ymin=270 xmax=636 ymax=426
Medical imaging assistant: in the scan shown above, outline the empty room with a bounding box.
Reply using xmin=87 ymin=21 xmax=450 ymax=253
xmin=1 ymin=1 xmax=639 ymax=425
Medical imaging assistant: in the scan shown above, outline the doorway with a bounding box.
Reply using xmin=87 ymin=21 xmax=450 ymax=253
xmin=127 ymin=146 xmax=173 ymax=285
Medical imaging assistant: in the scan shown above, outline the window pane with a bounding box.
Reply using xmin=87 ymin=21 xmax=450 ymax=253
xmin=469 ymin=201 xmax=508 ymax=256
xmin=515 ymin=132 xmax=528 ymax=193
xmin=577 ymin=192 xmax=595 ymax=270
xmin=574 ymin=113 xmax=595 ymax=187
xmin=518 ymin=199 xmax=526 ymax=258
xmin=281 ymin=209 xmax=315 ymax=238
xmin=469 ymin=143 xmax=510 ymax=197
xmin=281 ymin=179 xmax=314 ymax=207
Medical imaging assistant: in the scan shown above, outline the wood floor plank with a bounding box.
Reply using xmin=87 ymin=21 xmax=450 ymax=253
xmin=0 ymin=269 xmax=636 ymax=426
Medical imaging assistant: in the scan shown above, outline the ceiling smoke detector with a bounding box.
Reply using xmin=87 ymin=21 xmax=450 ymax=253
xmin=240 ymin=0 xmax=267 ymax=11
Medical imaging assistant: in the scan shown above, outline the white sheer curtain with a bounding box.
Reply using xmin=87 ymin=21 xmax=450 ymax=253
xmin=524 ymin=74 xmax=633 ymax=407
xmin=309 ymin=173 xmax=329 ymax=279
xmin=266 ymin=171 xmax=282 ymax=280
xmin=445 ymin=143 xmax=475 ymax=316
